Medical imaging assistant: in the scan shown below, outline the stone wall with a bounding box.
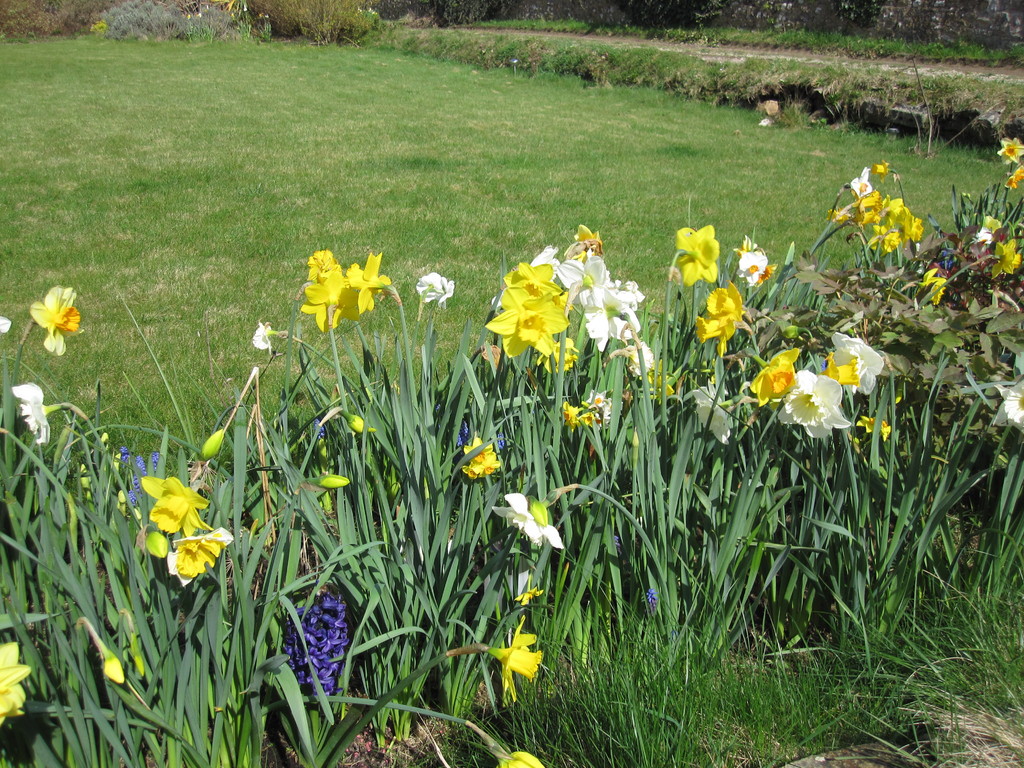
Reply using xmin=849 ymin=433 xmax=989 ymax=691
xmin=376 ymin=0 xmax=1024 ymax=49
xmin=715 ymin=0 xmax=1024 ymax=49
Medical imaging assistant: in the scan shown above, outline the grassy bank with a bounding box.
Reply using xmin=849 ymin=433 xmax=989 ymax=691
xmin=382 ymin=27 xmax=1024 ymax=141
xmin=474 ymin=19 xmax=1024 ymax=67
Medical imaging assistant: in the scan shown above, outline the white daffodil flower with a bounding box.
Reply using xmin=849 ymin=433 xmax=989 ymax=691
xmin=831 ymin=333 xmax=885 ymax=394
xmin=779 ymin=370 xmax=852 ymax=438
xmin=0 ymin=316 xmax=10 ymax=334
xmin=738 ymin=250 xmax=770 ymax=286
xmin=849 ymin=167 xmax=873 ymax=198
xmin=623 ymin=340 xmax=655 ymax=377
xmin=11 ymin=383 xmax=52 ymax=444
xmin=581 ymin=286 xmax=641 ymax=352
xmin=574 ymin=256 xmax=613 ymax=308
xmin=994 ymin=381 xmax=1024 ymax=431
xmin=415 ymin=272 xmax=455 ymax=308
xmin=252 ymin=322 xmax=273 ymax=350
xmin=585 ymin=390 xmax=613 ymax=425
xmin=691 ymin=386 xmax=731 ymax=444
xmin=493 ymin=493 xmax=563 ymax=549
xmin=612 ymin=279 xmax=646 ymax=308
xmin=531 ymin=245 xmax=585 ymax=288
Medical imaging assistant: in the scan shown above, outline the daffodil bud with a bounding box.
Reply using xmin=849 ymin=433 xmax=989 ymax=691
xmin=344 ymin=412 xmax=376 ymax=433
xmin=117 ymin=490 xmax=128 ymax=514
xmin=100 ymin=432 xmax=109 ymax=445
xmin=77 ymin=617 xmax=125 ymax=685
xmin=103 ymin=650 xmax=125 ymax=685
xmin=318 ymin=474 xmax=350 ymax=489
xmin=782 ymin=325 xmax=801 ymax=339
xmin=129 ymin=633 xmax=145 ymax=677
xmin=200 ymin=428 xmax=226 ymax=460
xmin=145 ymin=531 xmax=169 ymax=558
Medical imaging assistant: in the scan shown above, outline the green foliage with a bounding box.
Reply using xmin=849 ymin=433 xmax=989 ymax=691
xmin=834 ymin=0 xmax=885 ymax=27
xmin=0 ymin=0 xmax=56 ymax=36
xmin=249 ymin=0 xmax=378 ymax=43
xmin=183 ymin=5 xmax=238 ymax=40
xmin=424 ymin=0 xmax=515 ymax=26
xmin=615 ymin=0 xmax=728 ymax=29
xmin=788 ymin=176 xmax=1024 ymax=403
xmin=101 ymin=0 xmax=186 ymax=39
xmin=444 ymin=620 xmax=911 ymax=768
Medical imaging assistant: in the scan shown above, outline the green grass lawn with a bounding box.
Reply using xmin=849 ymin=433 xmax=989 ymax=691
xmin=0 ymin=37 xmax=1001 ymax=436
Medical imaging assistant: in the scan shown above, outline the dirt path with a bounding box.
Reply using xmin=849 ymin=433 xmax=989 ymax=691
xmin=461 ymin=26 xmax=1024 ymax=84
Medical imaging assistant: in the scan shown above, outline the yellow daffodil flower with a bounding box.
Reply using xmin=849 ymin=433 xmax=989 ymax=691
xmin=750 ymin=348 xmax=801 ymax=406
xmin=823 ymin=352 xmax=860 ymax=387
xmin=301 ymin=271 xmax=360 ymax=331
xmin=30 ymin=286 xmax=81 ymax=356
xmin=167 ymin=528 xmax=234 ymax=586
xmin=871 ymin=161 xmax=890 ymax=180
xmin=141 ymin=476 xmax=210 ymax=536
xmin=487 ymin=618 xmax=542 ymax=703
xmin=1006 ymin=166 xmax=1024 ymax=189
xmin=856 ymin=416 xmax=891 ymax=441
xmin=562 ymin=402 xmax=595 ymax=430
xmin=573 ymin=224 xmax=603 ymax=256
xmin=921 ymin=268 xmax=947 ymax=305
xmin=993 ymin=240 xmax=1021 ymax=278
xmin=538 ymin=337 xmax=579 ymax=373
xmin=462 ymin=437 xmax=500 ymax=479
xmin=307 ymin=249 xmax=341 ymax=283
xmin=998 ymin=137 xmax=1024 ymax=164
xmin=674 ymin=225 xmax=720 ymax=286
xmin=853 ymin=191 xmax=883 ymax=227
xmin=503 ymin=263 xmax=562 ymax=302
xmin=695 ymin=282 xmax=744 ymax=356
xmin=485 ymin=289 xmax=569 ymax=358
xmin=0 ymin=643 xmax=30 ymax=728
xmin=869 ymin=225 xmax=902 ymax=254
xmin=346 ymin=252 xmax=393 ymax=315
xmin=514 ymin=587 xmax=543 ymax=606
xmin=500 ymin=752 xmax=547 ymax=768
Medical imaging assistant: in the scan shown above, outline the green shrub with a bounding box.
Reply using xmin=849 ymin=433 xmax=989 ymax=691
xmin=52 ymin=0 xmax=117 ymax=34
xmin=614 ymin=0 xmax=727 ymax=29
xmin=183 ymin=4 xmax=237 ymax=39
xmin=0 ymin=0 xmax=56 ymax=37
xmin=250 ymin=0 xmax=379 ymax=43
xmin=425 ymin=0 xmax=516 ymax=26
xmin=101 ymin=0 xmax=186 ymax=39
xmin=834 ymin=0 xmax=884 ymax=27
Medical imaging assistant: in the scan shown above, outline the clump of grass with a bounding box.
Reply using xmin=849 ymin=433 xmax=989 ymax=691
xmin=436 ymin=620 xmax=915 ymax=768
xmin=896 ymin=593 xmax=1024 ymax=767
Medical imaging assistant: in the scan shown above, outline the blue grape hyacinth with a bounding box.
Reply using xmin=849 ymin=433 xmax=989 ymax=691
xmin=282 ymin=594 xmax=349 ymax=695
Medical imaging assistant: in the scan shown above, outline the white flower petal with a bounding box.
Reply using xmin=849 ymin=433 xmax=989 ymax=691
xmin=778 ymin=370 xmax=851 ymax=438
xmin=415 ymin=273 xmax=455 ymax=307
xmin=831 ymin=333 xmax=885 ymax=394
xmin=0 ymin=316 xmax=10 ymax=334
xmin=252 ymin=322 xmax=272 ymax=350
xmin=11 ymin=383 xmax=49 ymax=444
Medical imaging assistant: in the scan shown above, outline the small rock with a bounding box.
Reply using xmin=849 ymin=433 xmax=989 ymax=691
xmin=782 ymin=742 xmax=919 ymax=768
xmin=758 ymin=99 xmax=780 ymax=117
